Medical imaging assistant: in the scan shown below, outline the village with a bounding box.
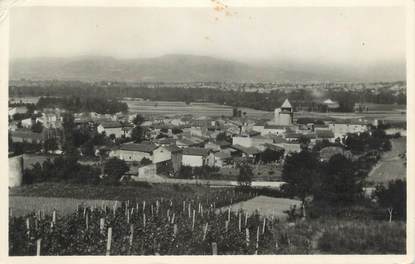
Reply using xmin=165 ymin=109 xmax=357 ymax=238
xmin=8 ymin=95 xmax=405 ymax=188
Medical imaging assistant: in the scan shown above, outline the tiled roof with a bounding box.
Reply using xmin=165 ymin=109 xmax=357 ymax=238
xmin=264 ymin=143 xmax=285 ymax=152
xmin=164 ymin=144 xmax=182 ymax=153
xmin=99 ymin=121 xmax=122 ymax=128
xmin=264 ymin=124 xmax=288 ymax=129
xmin=231 ymin=144 xmax=261 ymax=155
xmin=182 ymin=147 xmax=210 ymax=156
xmin=316 ymin=130 xmax=335 ymax=139
xmin=119 ymin=143 xmax=158 ymax=153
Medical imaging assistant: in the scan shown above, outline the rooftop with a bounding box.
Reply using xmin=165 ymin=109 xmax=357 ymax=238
xmin=119 ymin=143 xmax=158 ymax=153
xmin=182 ymin=147 xmax=210 ymax=156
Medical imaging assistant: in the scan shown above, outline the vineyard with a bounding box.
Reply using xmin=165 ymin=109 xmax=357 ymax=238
xmin=10 ymin=189 xmax=300 ymax=255
xmin=9 ymin=186 xmax=406 ymax=255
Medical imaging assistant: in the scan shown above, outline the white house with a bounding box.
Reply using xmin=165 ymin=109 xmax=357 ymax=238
xmin=110 ymin=143 xmax=172 ymax=164
xmin=97 ymin=121 xmax=131 ymax=138
xmin=181 ymin=147 xmax=214 ymax=167
xmin=328 ymin=121 xmax=368 ymax=139
xmin=261 ymin=124 xmax=288 ymax=136
xmin=20 ymin=118 xmax=34 ymax=128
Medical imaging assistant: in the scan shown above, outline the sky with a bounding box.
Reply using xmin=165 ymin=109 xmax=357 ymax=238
xmin=9 ymin=6 xmax=406 ymax=66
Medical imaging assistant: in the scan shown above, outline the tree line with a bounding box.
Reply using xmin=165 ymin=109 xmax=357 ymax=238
xmin=11 ymin=83 xmax=405 ymax=113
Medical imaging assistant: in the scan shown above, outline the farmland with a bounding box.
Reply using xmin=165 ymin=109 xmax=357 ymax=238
xmin=123 ymin=99 xmax=271 ymax=118
xmin=9 ymin=193 xmax=405 ymax=255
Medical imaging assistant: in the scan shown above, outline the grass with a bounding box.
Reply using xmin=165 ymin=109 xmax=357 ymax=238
xmin=367 ymin=137 xmax=406 ymax=184
xmin=317 ymin=220 xmax=406 ymax=254
xmin=9 ymin=182 xmax=218 ymax=201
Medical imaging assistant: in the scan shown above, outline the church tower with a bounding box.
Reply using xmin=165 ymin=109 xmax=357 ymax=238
xmin=274 ymin=99 xmax=293 ymax=126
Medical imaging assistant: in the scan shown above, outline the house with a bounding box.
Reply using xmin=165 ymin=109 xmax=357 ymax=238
xmin=8 ymin=106 xmax=28 ymax=118
xmin=213 ymin=150 xmax=232 ymax=168
xmin=181 ymin=147 xmax=215 ymax=167
xmin=20 ymin=118 xmax=34 ymax=128
xmin=204 ymin=140 xmax=231 ymax=151
xmin=110 ymin=143 xmax=172 ymax=164
xmin=261 ymin=124 xmax=288 ymax=136
xmin=316 ymin=130 xmax=336 ymax=142
xmin=328 ymin=121 xmax=368 ymax=139
xmin=97 ymin=121 xmax=131 ymax=138
xmin=37 ymin=112 xmax=62 ymax=129
xmin=11 ymin=129 xmax=44 ymax=144
xmin=165 ymin=145 xmax=182 ymax=172
xmin=230 ymin=144 xmax=261 ymax=160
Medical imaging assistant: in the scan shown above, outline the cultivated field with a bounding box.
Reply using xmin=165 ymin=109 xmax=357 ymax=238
xmin=123 ymin=99 xmax=271 ymax=118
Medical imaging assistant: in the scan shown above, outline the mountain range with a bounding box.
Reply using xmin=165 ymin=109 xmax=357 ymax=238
xmin=9 ymin=54 xmax=405 ymax=82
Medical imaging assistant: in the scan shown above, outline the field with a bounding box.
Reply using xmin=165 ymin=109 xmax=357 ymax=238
xmin=123 ymin=99 xmax=271 ymax=118
xmin=367 ymin=137 xmax=406 ymax=184
xmin=219 ymin=196 xmax=301 ymax=220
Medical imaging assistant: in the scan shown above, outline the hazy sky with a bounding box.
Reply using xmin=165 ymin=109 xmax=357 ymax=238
xmin=10 ymin=6 xmax=405 ymax=65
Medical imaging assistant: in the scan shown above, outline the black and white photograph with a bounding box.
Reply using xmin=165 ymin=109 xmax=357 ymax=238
xmin=3 ymin=0 xmax=413 ymax=260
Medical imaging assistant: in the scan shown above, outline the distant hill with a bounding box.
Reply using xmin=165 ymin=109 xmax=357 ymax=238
xmin=9 ymin=54 xmax=405 ymax=82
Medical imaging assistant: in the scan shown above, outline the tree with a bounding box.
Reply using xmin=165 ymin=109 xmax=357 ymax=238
xmin=140 ymin=157 xmax=152 ymax=166
xmin=62 ymin=112 xmax=76 ymax=154
xmin=237 ymin=164 xmax=253 ymax=188
xmin=132 ymin=114 xmax=145 ymax=126
xmin=317 ymin=154 xmax=365 ymax=206
xmin=103 ymin=157 xmax=129 ymax=185
xmin=298 ymin=135 xmax=310 ymax=150
xmin=43 ymin=138 xmax=58 ymax=153
xmin=259 ymin=148 xmax=284 ymax=163
xmin=281 ymin=150 xmax=321 ymax=219
xmin=216 ymin=132 xmax=231 ymax=143
xmin=131 ymin=126 xmax=145 ymax=143
xmin=31 ymin=121 xmax=44 ymax=133
xmin=374 ymin=180 xmax=406 ymax=222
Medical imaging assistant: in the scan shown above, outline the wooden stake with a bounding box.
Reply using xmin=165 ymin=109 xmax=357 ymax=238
xmin=143 ymin=213 xmax=146 ymax=228
xmin=238 ymin=213 xmax=241 ymax=232
xmin=211 ymin=242 xmax=218 ymax=255
xmin=100 ymin=218 xmax=105 ymax=233
xmin=129 ymin=224 xmax=134 ymax=247
xmin=262 ymin=218 xmax=266 ymax=234
xmin=245 ymin=228 xmax=250 ymax=246
xmin=171 ymin=213 xmax=175 ymax=224
xmin=225 ymin=220 xmax=229 ymax=232
xmin=85 ymin=213 xmax=89 ymax=230
xmin=203 ymin=223 xmax=208 ymax=241
xmin=106 ymin=227 xmax=112 ymax=256
xmin=188 ymin=204 xmax=191 ymax=218
xmin=36 ymin=238 xmax=41 ymax=256
xmin=143 ymin=201 xmax=146 ymax=213
xmin=245 ymin=213 xmax=248 ymax=226
xmin=173 ymin=224 xmax=178 ymax=237
xmin=255 ymin=226 xmax=260 ymax=254
xmin=192 ymin=210 xmax=195 ymax=231
xmin=52 ymin=210 xmax=56 ymax=224
xmin=227 ymin=207 xmax=231 ymax=222
xmin=183 ymin=201 xmax=186 ymax=213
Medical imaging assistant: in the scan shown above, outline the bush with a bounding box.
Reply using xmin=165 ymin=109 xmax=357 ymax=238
xmin=318 ymin=220 xmax=406 ymax=254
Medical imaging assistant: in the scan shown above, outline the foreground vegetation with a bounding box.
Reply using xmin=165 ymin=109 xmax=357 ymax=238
xmin=9 ymin=195 xmax=405 ymax=255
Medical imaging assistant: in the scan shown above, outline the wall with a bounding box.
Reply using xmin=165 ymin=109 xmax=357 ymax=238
xmin=182 ymin=155 xmax=204 ymax=167
xmin=153 ymin=147 xmax=171 ymax=164
xmin=9 ymin=155 xmax=23 ymax=187
xmin=117 ymin=149 xmax=153 ymax=161
xmin=232 ymin=136 xmax=253 ymax=148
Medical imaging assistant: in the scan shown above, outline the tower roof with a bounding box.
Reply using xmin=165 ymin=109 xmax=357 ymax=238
xmin=281 ymin=99 xmax=292 ymax=108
